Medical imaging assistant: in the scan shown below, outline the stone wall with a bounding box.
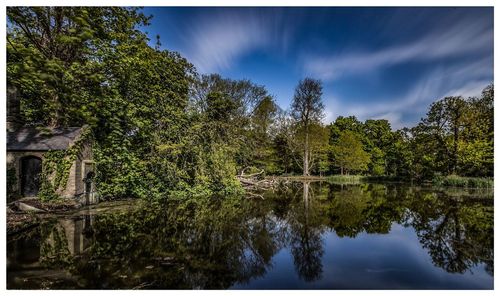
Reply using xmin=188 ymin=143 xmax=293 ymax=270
xmin=7 ymin=140 xmax=96 ymax=203
xmin=61 ymin=140 xmax=97 ymax=203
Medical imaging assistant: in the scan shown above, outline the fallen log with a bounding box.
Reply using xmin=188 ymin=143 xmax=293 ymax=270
xmin=239 ymin=169 xmax=264 ymax=178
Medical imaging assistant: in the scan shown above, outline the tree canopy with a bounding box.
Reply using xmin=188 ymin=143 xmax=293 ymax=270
xmin=7 ymin=7 xmax=494 ymax=201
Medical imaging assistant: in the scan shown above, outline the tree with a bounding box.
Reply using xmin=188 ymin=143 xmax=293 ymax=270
xmin=7 ymin=7 xmax=151 ymax=128
xmin=271 ymin=111 xmax=297 ymax=174
xmin=250 ymin=95 xmax=279 ymax=171
xmin=328 ymin=116 xmax=364 ymax=143
xmin=297 ymin=123 xmax=330 ymax=176
xmin=290 ymin=78 xmax=325 ymax=176
xmin=7 ymin=7 xmax=201 ymax=199
xmin=459 ymin=85 xmax=494 ymax=176
xmin=421 ymin=96 xmax=467 ymax=175
xmin=409 ymin=87 xmax=494 ymax=179
xmin=331 ymin=131 xmax=370 ymax=175
xmin=363 ymin=119 xmax=393 ymax=175
xmin=386 ymin=128 xmax=415 ymax=178
xmin=189 ymin=73 xmax=275 ymax=178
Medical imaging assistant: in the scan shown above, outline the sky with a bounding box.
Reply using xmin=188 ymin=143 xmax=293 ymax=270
xmin=141 ymin=7 xmax=493 ymax=129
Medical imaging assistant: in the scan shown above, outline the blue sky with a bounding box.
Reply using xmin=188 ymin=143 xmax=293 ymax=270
xmin=141 ymin=7 xmax=493 ymax=129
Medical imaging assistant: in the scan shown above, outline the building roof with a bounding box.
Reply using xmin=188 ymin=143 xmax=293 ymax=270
xmin=7 ymin=127 xmax=85 ymax=151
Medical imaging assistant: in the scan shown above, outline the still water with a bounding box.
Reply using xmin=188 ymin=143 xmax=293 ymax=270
xmin=7 ymin=182 xmax=493 ymax=289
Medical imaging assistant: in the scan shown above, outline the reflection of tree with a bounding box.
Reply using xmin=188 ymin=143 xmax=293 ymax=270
xmin=326 ymin=184 xmax=405 ymax=237
xmin=407 ymin=191 xmax=494 ymax=275
xmin=324 ymin=184 xmax=493 ymax=276
xmin=290 ymin=225 xmax=323 ymax=282
xmin=39 ymin=219 xmax=82 ymax=267
xmin=326 ymin=185 xmax=370 ymax=237
xmin=288 ymin=181 xmax=324 ymax=282
xmin=9 ymin=183 xmax=494 ymax=289
xmin=45 ymin=196 xmax=289 ymax=289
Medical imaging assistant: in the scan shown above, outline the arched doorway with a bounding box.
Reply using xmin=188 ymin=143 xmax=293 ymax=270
xmin=21 ymin=156 xmax=42 ymax=197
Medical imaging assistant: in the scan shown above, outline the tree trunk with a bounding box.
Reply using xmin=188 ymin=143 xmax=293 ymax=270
xmin=303 ymin=125 xmax=310 ymax=176
xmin=452 ymin=123 xmax=458 ymax=174
xmin=50 ymin=93 xmax=61 ymax=128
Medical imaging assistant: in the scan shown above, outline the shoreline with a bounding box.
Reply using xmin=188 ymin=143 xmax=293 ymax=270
xmin=267 ymin=175 xmax=493 ymax=188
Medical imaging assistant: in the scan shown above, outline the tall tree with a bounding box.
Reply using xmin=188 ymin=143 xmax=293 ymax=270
xmin=7 ymin=7 xmax=151 ymax=128
xmin=8 ymin=7 xmax=198 ymax=199
xmin=271 ymin=111 xmax=297 ymax=174
xmin=184 ymin=73 xmax=283 ymax=190
xmin=291 ymin=78 xmax=325 ymax=176
xmin=363 ymin=119 xmax=393 ymax=175
xmin=251 ymin=95 xmax=279 ymax=171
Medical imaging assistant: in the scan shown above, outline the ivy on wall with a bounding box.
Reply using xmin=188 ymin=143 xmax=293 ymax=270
xmin=38 ymin=126 xmax=93 ymax=201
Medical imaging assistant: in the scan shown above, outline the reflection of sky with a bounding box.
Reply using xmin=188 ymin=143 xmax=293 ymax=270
xmin=231 ymin=223 xmax=493 ymax=289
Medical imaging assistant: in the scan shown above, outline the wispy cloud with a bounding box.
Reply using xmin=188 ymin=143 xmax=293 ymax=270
xmin=154 ymin=8 xmax=492 ymax=130
xmin=323 ymin=57 xmax=493 ymax=129
xmin=182 ymin=9 xmax=293 ymax=73
xmin=303 ymin=17 xmax=493 ymax=81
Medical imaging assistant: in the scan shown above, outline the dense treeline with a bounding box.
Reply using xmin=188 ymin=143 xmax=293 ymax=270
xmin=7 ymin=7 xmax=493 ymax=200
xmin=325 ymin=85 xmax=494 ymax=180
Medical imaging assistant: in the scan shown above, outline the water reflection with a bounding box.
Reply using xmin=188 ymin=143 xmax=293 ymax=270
xmin=289 ymin=181 xmax=324 ymax=282
xmin=7 ymin=182 xmax=494 ymax=289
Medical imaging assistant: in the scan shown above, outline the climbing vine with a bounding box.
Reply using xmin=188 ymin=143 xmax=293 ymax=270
xmin=38 ymin=126 xmax=93 ymax=201
xmin=40 ymin=221 xmax=74 ymax=267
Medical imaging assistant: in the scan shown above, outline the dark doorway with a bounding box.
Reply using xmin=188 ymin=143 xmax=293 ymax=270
xmin=84 ymin=171 xmax=95 ymax=205
xmin=21 ymin=156 xmax=42 ymax=197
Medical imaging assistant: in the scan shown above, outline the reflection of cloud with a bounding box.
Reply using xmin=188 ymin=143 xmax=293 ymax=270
xmin=319 ymin=223 xmax=492 ymax=289
xmin=322 ymin=58 xmax=493 ymax=129
xmin=184 ymin=9 xmax=293 ymax=73
xmin=303 ymin=17 xmax=493 ymax=81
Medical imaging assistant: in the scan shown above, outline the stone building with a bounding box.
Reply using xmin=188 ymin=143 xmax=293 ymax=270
xmin=6 ymin=86 xmax=97 ymax=204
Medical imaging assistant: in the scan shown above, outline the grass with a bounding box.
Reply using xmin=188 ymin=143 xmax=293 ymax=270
xmin=326 ymin=175 xmax=365 ymax=184
xmin=325 ymin=174 xmax=493 ymax=188
xmin=326 ymin=175 xmax=407 ymax=184
xmin=432 ymin=175 xmax=493 ymax=188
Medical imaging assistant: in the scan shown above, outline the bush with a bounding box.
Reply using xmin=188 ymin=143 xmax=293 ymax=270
xmin=327 ymin=175 xmax=364 ymax=184
xmin=433 ymin=175 xmax=493 ymax=188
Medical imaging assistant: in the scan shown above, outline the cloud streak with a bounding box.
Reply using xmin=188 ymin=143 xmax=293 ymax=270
xmin=323 ymin=57 xmax=493 ymax=129
xmin=149 ymin=8 xmax=493 ymax=130
xmin=183 ymin=9 xmax=293 ymax=73
xmin=303 ymin=17 xmax=493 ymax=81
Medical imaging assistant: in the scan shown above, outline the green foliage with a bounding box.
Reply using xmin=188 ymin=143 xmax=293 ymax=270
xmin=369 ymin=147 xmax=385 ymax=176
xmin=8 ymin=7 xmax=207 ymax=200
xmin=7 ymin=7 xmax=494 ymax=200
xmin=330 ymin=130 xmax=371 ymax=174
xmin=38 ymin=127 xmax=92 ymax=201
xmin=327 ymin=116 xmax=389 ymax=176
xmin=402 ymin=87 xmax=494 ymax=181
xmin=327 ymin=175 xmax=365 ymax=184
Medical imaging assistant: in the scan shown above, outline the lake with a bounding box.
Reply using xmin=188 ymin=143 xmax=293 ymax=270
xmin=7 ymin=182 xmax=494 ymax=289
